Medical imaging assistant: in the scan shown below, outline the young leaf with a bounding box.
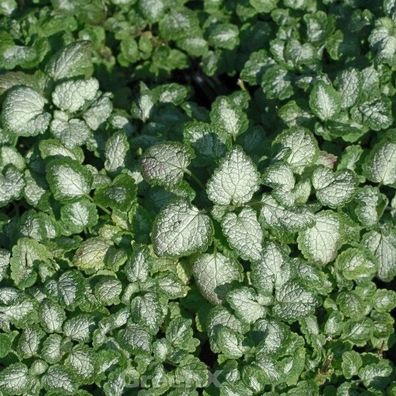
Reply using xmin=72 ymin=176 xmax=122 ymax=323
xmin=312 ymin=166 xmax=358 ymax=208
xmin=207 ymin=147 xmax=260 ymax=206
xmin=46 ymin=158 xmax=92 ymax=202
xmin=309 ymin=81 xmax=341 ymax=121
xmin=221 ymin=207 xmax=263 ymax=261
xmin=297 ymin=211 xmax=342 ymax=265
xmin=152 ymin=199 xmax=212 ymax=257
xmin=1 ymin=86 xmax=51 ymax=136
xmin=141 ymin=142 xmax=193 ymax=188
xmin=193 ymin=253 xmax=242 ymax=304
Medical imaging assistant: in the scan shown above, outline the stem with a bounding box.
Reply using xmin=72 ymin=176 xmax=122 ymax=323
xmin=185 ymin=169 xmax=205 ymax=190
xmin=86 ymin=195 xmax=112 ymax=216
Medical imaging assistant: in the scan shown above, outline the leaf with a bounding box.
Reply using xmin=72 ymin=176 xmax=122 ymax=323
xmin=354 ymin=186 xmax=388 ymax=227
xmin=130 ymin=292 xmax=163 ymax=334
xmin=362 ymin=226 xmax=396 ymax=282
xmin=335 ymin=247 xmax=377 ymax=281
xmin=354 ymin=97 xmax=393 ymax=131
xmin=1 ymin=86 xmax=51 ymax=136
xmin=0 ymin=165 xmax=25 ymax=207
xmin=10 ymin=237 xmax=52 ymax=289
xmin=193 ymin=253 xmax=242 ymax=304
xmin=273 ymin=281 xmax=318 ymax=321
xmin=273 ymin=128 xmax=318 ymax=175
xmin=251 ymin=242 xmax=290 ymax=296
xmin=226 ymin=287 xmax=266 ymax=324
xmin=309 ymin=80 xmax=341 ymax=121
xmin=118 ymin=324 xmax=152 ymax=354
xmin=42 ymin=365 xmax=76 ymax=394
xmin=57 ymin=270 xmax=85 ymax=309
xmin=46 ymin=41 xmax=92 ymax=80
xmin=207 ymin=147 xmax=260 ymax=206
xmin=297 ymin=211 xmax=342 ymax=265
xmin=141 ymin=142 xmax=193 ymax=188
xmin=210 ymin=97 xmax=249 ymax=139
xmin=73 ymin=237 xmax=112 ymax=273
xmin=105 ymin=131 xmax=129 ymax=173
xmin=60 ymin=198 xmax=98 ymax=234
xmin=259 ymin=194 xmax=315 ymax=232
xmin=369 ymin=17 xmax=396 ymax=65
xmin=312 ymin=166 xmax=358 ymax=208
xmin=0 ymin=363 xmax=30 ymax=395
xmin=208 ymin=24 xmax=239 ymax=50
xmin=94 ymin=173 xmax=137 ymax=212
xmin=52 ymin=79 xmax=99 ymax=113
xmin=216 ymin=326 xmax=246 ymax=359
xmin=124 ymin=245 xmax=150 ymax=283
xmin=39 ymin=300 xmax=66 ymax=333
xmin=363 ymin=135 xmax=396 ymax=186
xmin=50 ymin=117 xmax=91 ymax=148
xmin=152 ymin=199 xmax=212 ymax=257
xmin=82 ymin=92 xmax=113 ymax=130
xmin=46 ymin=158 xmax=92 ymax=202
xmin=341 ymin=351 xmax=362 ymax=379
xmin=221 ymin=207 xmax=263 ymax=261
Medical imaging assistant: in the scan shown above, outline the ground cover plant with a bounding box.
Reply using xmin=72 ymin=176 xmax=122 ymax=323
xmin=0 ymin=0 xmax=396 ymax=395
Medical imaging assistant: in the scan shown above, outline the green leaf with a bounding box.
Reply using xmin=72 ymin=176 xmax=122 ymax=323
xmin=57 ymin=270 xmax=85 ymax=309
xmin=39 ymin=300 xmax=66 ymax=333
xmin=207 ymin=147 xmax=260 ymax=206
xmin=0 ymin=165 xmax=24 ymax=207
xmin=94 ymin=173 xmax=137 ymax=212
xmin=65 ymin=345 xmax=96 ymax=383
xmin=354 ymin=186 xmax=388 ymax=227
xmin=363 ymin=135 xmax=396 ymax=186
xmin=261 ymin=66 xmax=294 ymax=100
xmin=273 ymin=281 xmax=318 ymax=321
xmin=210 ymin=97 xmax=249 ymax=140
xmin=309 ymin=80 xmax=341 ymax=121
xmin=61 ymin=198 xmax=98 ymax=234
xmin=42 ymin=365 xmax=76 ymax=394
xmin=105 ymin=131 xmax=129 ymax=173
xmin=52 ymin=79 xmax=99 ymax=113
xmin=73 ymin=237 xmax=112 ymax=273
xmin=335 ymin=247 xmax=377 ymax=281
xmin=216 ymin=326 xmax=246 ymax=359
xmin=341 ymin=351 xmax=362 ymax=379
xmin=46 ymin=158 xmax=92 ymax=202
xmin=227 ymin=287 xmax=266 ymax=324
xmin=141 ymin=142 xmax=193 ymax=188
xmin=130 ymin=292 xmax=163 ymax=334
xmin=124 ymin=245 xmax=150 ymax=283
xmin=362 ymin=226 xmax=396 ymax=282
xmin=259 ymin=194 xmax=315 ymax=232
xmin=50 ymin=116 xmax=91 ymax=149
xmin=46 ymin=41 xmax=92 ymax=81
xmin=193 ymin=253 xmax=242 ymax=304
xmin=369 ymin=17 xmax=396 ymax=65
xmin=251 ymin=242 xmax=289 ymax=296
xmin=0 ymin=363 xmax=30 ymax=395
xmin=297 ymin=211 xmax=342 ymax=265
xmin=118 ymin=324 xmax=152 ymax=354
xmin=312 ymin=166 xmax=358 ymax=208
xmin=10 ymin=237 xmax=52 ymax=289
xmin=221 ymin=207 xmax=263 ymax=261
xmin=152 ymin=199 xmax=212 ymax=257
xmin=353 ymin=97 xmax=393 ymax=131
xmin=273 ymin=128 xmax=318 ymax=175
xmin=1 ymin=86 xmax=51 ymax=136
xmin=82 ymin=92 xmax=112 ymax=130
xmin=208 ymin=24 xmax=239 ymax=50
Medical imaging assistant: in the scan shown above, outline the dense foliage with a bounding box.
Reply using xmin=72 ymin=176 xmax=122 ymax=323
xmin=0 ymin=0 xmax=396 ymax=395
